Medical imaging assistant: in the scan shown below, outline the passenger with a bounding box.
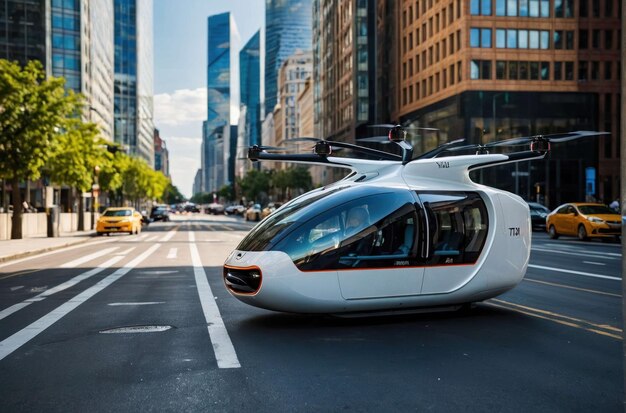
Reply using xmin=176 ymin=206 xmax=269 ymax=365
xmin=345 ymin=206 xmax=370 ymax=234
xmin=344 ymin=206 xmax=374 ymax=258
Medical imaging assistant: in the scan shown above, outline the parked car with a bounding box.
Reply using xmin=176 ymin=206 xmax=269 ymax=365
xmin=150 ymin=205 xmax=170 ymax=222
xmin=245 ymin=203 xmax=262 ymax=221
xmin=184 ymin=204 xmax=200 ymax=213
xmin=225 ymin=204 xmax=245 ymax=215
xmin=96 ymin=207 xmax=142 ymax=235
xmin=207 ymin=203 xmax=225 ymax=215
xmin=261 ymin=202 xmax=283 ymax=219
xmin=527 ymin=202 xmax=550 ymax=231
xmin=546 ymin=203 xmax=621 ymax=241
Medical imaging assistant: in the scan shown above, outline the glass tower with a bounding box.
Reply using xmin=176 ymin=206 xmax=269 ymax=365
xmin=239 ymin=30 xmax=261 ymax=147
xmin=114 ymin=0 xmax=154 ymax=165
xmin=204 ymin=12 xmax=231 ymax=193
xmin=50 ymin=0 xmax=81 ymax=92
xmin=0 ymin=0 xmax=46 ymax=66
xmin=264 ymin=0 xmax=312 ymax=117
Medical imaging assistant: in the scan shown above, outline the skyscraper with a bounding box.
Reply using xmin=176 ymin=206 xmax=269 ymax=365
xmin=114 ymin=0 xmax=154 ymax=165
xmin=237 ymin=30 xmax=261 ymax=177
xmin=203 ymin=12 xmax=231 ymax=193
xmin=0 ymin=0 xmax=115 ymax=142
xmin=264 ymin=0 xmax=312 ymax=117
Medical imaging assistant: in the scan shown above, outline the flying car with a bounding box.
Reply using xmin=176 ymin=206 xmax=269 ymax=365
xmin=223 ymin=126 xmax=607 ymax=315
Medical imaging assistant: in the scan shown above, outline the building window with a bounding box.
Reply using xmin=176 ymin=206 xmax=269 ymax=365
xmin=470 ymin=60 xmax=491 ymax=79
xmin=496 ymin=61 xmax=506 ymax=79
xmin=519 ymin=61 xmax=528 ymax=79
xmin=496 ymin=0 xmax=506 ymax=15
xmin=540 ymin=0 xmax=549 ymax=17
xmin=592 ymin=0 xmax=600 ymax=17
xmin=605 ymin=0 xmax=613 ymax=17
xmin=541 ymin=61 xmax=549 ymax=80
xmin=591 ymin=61 xmax=599 ymax=80
xmin=470 ymin=28 xmax=492 ymax=48
xmin=578 ymin=61 xmax=588 ymax=81
xmin=540 ymin=31 xmax=550 ymax=49
xmin=507 ymin=29 xmax=517 ymax=48
xmin=471 ymin=0 xmax=491 ymax=15
xmin=579 ymin=30 xmax=588 ymax=49
xmin=518 ymin=30 xmax=528 ymax=49
xmin=529 ymin=0 xmax=539 ymax=16
xmin=529 ymin=61 xmax=539 ymax=79
xmin=592 ymin=30 xmax=600 ymax=48
xmin=580 ymin=0 xmax=588 ymax=17
xmin=496 ymin=29 xmax=506 ymax=48
xmin=605 ymin=62 xmax=612 ymax=80
xmin=554 ymin=0 xmax=563 ymax=17
xmin=565 ymin=61 xmax=574 ymax=80
xmin=519 ymin=0 xmax=529 ymax=16
xmin=565 ymin=31 xmax=574 ymax=49
xmin=605 ymin=30 xmax=613 ymax=49
xmin=553 ymin=61 xmax=562 ymax=80
xmin=554 ymin=31 xmax=562 ymax=49
xmin=529 ymin=30 xmax=539 ymax=48
xmin=509 ymin=61 xmax=518 ymax=79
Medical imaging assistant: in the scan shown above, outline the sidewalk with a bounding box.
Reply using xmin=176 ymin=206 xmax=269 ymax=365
xmin=0 ymin=231 xmax=97 ymax=263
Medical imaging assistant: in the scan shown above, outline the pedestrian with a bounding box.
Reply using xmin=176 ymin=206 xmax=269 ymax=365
xmin=609 ymin=198 xmax=619 ymax=212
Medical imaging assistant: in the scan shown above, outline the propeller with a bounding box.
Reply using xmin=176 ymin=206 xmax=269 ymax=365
xmin=367 ymin=124 xmax=439 ymax=132
xmin=285 ymin=137 xmax=401 ymax=161
xmin=444 ymin=130 xmax=609 ymax=155
xmin=414 ymin=138 xmax=466 ymax=160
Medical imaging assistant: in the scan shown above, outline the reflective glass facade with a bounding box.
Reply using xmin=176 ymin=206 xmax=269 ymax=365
xmin=264 ymin=0 xmax=312 ymax=116
xmin=51 ymin=0 xmax=81 ymax=92
xmin=239 ymin=30 xmax=261 ymax=147
xmin=0 ymin=0 xmax=46 ymax=66
xmin=204 ymin=12 xmax=230 ymax=193
xmin=114 ymin=0 xmax=154 ymax=164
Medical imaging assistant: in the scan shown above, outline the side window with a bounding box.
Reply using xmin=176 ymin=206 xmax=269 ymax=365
xmin=275 ymin=191 xmax=420 ymax=271
xmin=556 ymin=205 xmax=569 ymax=214
xmin=418 ymin=192 xmax=488 ymax=265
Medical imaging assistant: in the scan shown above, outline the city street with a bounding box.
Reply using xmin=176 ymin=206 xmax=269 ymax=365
xmin=0 ymin=214 xmax=621 ymax=412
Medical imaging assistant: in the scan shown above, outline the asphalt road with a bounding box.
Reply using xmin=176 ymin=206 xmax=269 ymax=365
xmin=0 ymin=215 xmax=622 ymax=412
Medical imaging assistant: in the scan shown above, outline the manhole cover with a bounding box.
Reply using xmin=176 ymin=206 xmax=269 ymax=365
xmin=99 ymin=325 xmax=173 ymax=334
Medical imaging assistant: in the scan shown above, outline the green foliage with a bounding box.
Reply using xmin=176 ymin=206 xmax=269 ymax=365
xmin=47 ymin=119 xmax=111 ymax=191
xmin=217 ymin=184 xmax=234 ymax=201
xmin=237 ymin=169 xmax=271 ymax=202
xmin=0 ymin=59 xmax=82 ymax=181
xmin=163 ymin=183 xmax=185 ymax=204
xmin=190 ymin=192 xmax=212 ymax=204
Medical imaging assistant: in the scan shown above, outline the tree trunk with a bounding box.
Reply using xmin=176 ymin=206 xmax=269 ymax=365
xmin=77 ymin=187 xmax=85 ymax=231
xmin=10 ymin=177 xmax=22 ymax=239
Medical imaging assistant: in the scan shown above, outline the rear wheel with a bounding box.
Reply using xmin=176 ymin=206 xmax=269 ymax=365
xmin=548 ymin=225 xmax=559 ymax=239
xmin=577 ymin=225 xmax=588 ymax=241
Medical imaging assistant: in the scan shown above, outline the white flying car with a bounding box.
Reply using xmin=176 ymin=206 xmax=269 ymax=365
xmin=223 ymin=126 xmax=607 ymax=315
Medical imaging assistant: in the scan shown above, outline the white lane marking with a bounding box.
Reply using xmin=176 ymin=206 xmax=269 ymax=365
xmin=531 ymin=247 xmax=619 ymax=260
xmin=0 ymin=256 xmax=124 ymax=322
xmin=528 ymin=264 xmax=620 ymax=281
xmin=167 ymin=248 xmax=177 ymax=259
xmin=139 ymin=270 xmax=179 ymax=275
xmin=0 ymin=237 xmax=116 ymax=270
xmin=114 ymin=247 xmax=136 ymax=256
xmin=10 ymin=286 xmax=24 ymax=292
xmin=583 ymin=261 xmax=606 ymax=266
xmin=107 ymin=302 xmax=165 ymax=306
xmin=60 ymin=247 xmax=118 ymax=268
xmin=0 ymin=244 xmax=160 ymax=361
xmin=189 ymin=231 xmax=240 ymax=369
xmin=143 ymin=236 xmax=157 ymax=242
xmin=160 ymin=228 xmax=178 ymax=242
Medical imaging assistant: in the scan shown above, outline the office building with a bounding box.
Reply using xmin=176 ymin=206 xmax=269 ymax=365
xmin=276 ymin=50 xmax=313 ymax=145
xmin=313 ymin=0 xmax=379 ymax=144
xmin=265 ymin=0 xmax=312 ymax=117
xmin=114 ymin=0 xmax=154 ymax=165
xmin=203 ymin=12 xmax=232 ymax=193
xmin=154 ymin=128 xmax=169 ymax=177
xmin=395 ymin=0 xmax=621 ymax=206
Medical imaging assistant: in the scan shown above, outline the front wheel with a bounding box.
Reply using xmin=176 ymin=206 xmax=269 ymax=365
xmin=548 ymin=225 xmax=559 ymax=239
xmin=577 ymin=225 xmax=588 ymax=241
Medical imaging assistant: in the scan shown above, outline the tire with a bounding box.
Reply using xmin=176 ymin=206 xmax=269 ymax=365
xmin=96 ymin=232 xmax=103 ymax=236
xmin=256 ymin=213 xmax=260 ymax=221
xmin=577 ymin=225 xmax=588 ymax=241
xmin=548 ymin=225 xmax=559 ymax=239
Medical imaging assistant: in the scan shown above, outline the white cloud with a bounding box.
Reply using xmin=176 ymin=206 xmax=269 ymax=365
xmin=154 ymin=88 xmax=206 ymax=127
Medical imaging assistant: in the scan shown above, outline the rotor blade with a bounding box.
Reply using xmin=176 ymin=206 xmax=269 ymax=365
xmin=415 ymin=138 xmax=466 ymax=159
xmin=367 ymin=124 xmax=439 ymax=132
xmin=488 ymin=130 xmax=609 ymax=147
xmin=284 ymin=137 xmax=319 ymax=143
xmin=356 ymin=136 xmax=392 ymax=143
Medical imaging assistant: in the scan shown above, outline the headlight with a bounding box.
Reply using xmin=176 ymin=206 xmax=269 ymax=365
xmin=587 ymin=216 xmax=604 ymax=223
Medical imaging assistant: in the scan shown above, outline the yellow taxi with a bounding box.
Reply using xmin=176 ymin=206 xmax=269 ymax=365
xmin=546 ymin=203 xmax=621 ymax=241
xmin=96 ymin=207 xmax=143 ymax=236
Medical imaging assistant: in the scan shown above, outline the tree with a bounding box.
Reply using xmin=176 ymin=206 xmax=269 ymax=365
xmin=163 ymin=183 xmax=185 ymax=205
xmin=0 ymin=59 xmax=82 ymax=239
xmin=47 ymin=119 xmax=111 ymax=230
xmin=237 ymin=169 xmax=271 ymax=202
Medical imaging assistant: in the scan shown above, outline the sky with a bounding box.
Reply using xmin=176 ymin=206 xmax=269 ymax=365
xmin=153 ymin=0 xmax=265 ymax=198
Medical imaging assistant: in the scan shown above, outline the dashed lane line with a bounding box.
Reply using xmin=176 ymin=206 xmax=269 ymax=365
xmin=524 ymin=278 xmax=621 ymax=298
xmin=0 ymin=244 xmax=160 ymax=361
xmin=60 ymin=247 xmax=119 ymax=268
xmin=528 ymin=264 xmax=620 ymax=281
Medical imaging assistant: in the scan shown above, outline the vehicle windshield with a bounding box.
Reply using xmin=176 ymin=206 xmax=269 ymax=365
xmin=578 ymin=205 xmax=616 ymax=215
xmin=103 ymin=209 xmax=132 ymax=217
xmin=237 ymin=186 xmax=349 ymax=251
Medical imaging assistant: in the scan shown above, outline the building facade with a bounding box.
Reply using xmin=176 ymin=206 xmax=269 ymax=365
xmin=153 ymin=128 xmax=169 ymax=177
xmin=114 ymin=0 xmax=154 ymax=165
xmin=276 ymin=50 xmax=313 ymax=145
xmin=203 ymin=12 xmax=231 ymax=193
xmin=312 ymin=0 xmax=378 ymax=144
xmin=265 ymin=0 xmax=312 ymax=117
xmin=395 ymin=0 xmax=621 ymax=207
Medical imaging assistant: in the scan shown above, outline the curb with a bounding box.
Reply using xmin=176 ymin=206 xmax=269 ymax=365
xmin=0 ymin=235 xmax=96 ymax=264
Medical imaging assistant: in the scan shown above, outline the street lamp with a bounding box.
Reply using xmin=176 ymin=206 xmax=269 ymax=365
xmin=91 ymin=165 xmax=100 ymax=230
